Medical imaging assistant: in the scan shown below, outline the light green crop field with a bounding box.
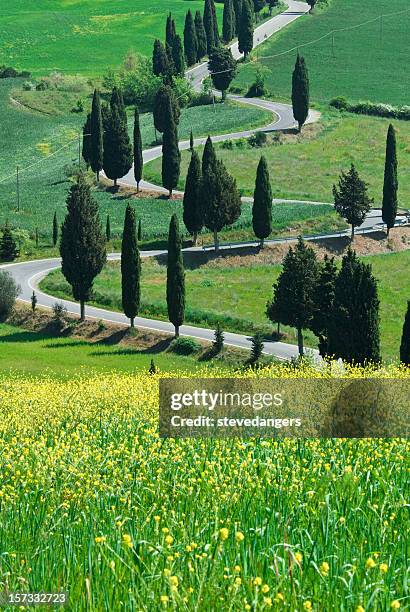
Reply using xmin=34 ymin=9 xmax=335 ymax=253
xmin=234 ymin=0 xmax=409 ymax=106
xmin=40 ymin=249 xmax=410 ymax=363
xmin=0 ymin=0 xmax=222 ymax=76
xmin=144 ymin=113 xmax=410 ymax=203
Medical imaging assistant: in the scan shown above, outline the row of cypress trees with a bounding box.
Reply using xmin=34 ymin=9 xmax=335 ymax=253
xmin=82 ymin=89 xmax=144 ymax=191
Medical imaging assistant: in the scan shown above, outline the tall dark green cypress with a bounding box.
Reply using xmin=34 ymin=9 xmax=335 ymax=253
xmin=202 ymin=135 xmax=217 ymax=176
xmin=184 ymin=10 xmax=198 ymax=67
xmin=333 ymin=164 xmax=373 ymax=241
xmin=172 ymin=34 xmax=185 ymax=76
xmin=233 ymin=0 xmax=242 ymax=35
xmin=204 ymin=0 xmax=216 ymax=54
xmin=153 ymin=85 xmax=181 ymax=134
xmin=60 ymin=175 xmax=106 ymax=321
xmin=382 ymin=123 xmax=398 ymax=236
xmin=309 ymin=255 xmax=337 ymax=357
xmin=106 ymin=215 xmax=111 ymax=242
xmin=252 ymin=155 xmax=272 ymax=248
xmin=138 ymin=219 xmax=142 ymax=242
xmin=223 ymin=0 xmax=235 ymax=42
xmin=90 ymin=90 xmax=104 ymax=181
xmin=211 ymin=0 xmax=220 ymax=46
xmin=110 ymin=87 xmax=127 ymax=125
xmin=195 ymin=11 xmax=208 ymax=61
xmin=183 ymin=150 xmax=203 ymax=245
xmin=121 ymin=204 xmax=141 ymax=328
xmin=167 ymin=214 xmax=185 ymax=337
xmin=153 ymin=39 xmax=169 ymax=77
xmin=327 ymin=249 xmax=381 ymax=364
xmin=133 ymin=107 xmax=143 ymax=192
xmin=82 ymin=113 xmax=92 ymax=169
xmin=292 ymin=53 xmax=310 ymax=132
xmin=162 ymin=98 xmax=181 ymax=197
xmin=0 ymin=225 xmax=19 ymax=261
xmin=238 ymin=0 xmax=254 ymax=59
xmin=400 ymin=301 xmax=410 ymax=366
xmin=166 ymin=13 xmax=175 ymax=48
xmin=103 ymin=103 xmax=133 ymax=188
xmin=52 ymin=211 xmax=58 ymax=247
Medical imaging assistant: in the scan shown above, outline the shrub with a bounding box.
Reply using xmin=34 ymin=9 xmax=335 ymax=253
xmin=248 ymin=131 xmax=267 ymax=147
xmin=0 ymin=226 xmax=19 ymax=261
xmin=52 ymin=302 xmax=68 ymax=323
xmin=103 ymin=52 xmax=163 ymax=109
xmin=221 ymin=139 xmax=234 ymax=150
xmin=0 ymin=271 xmax=20 ymax=320
xmin=330 ymin=97 xmax=410 ymax=121
xmin=246 ymin=68 xmax=267 ymax=98
xmin=170 ymin=337 xmax=201 ymax=355
xmin=22 ymin=81 xmax=35 ymax=91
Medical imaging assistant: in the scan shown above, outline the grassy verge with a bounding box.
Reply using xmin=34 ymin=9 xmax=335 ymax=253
xmin=40 ymin=245 xmax=410 ymax=362
xmin=144 ymin=112 xmax=410 ymax=202
xmin=233 ymin=0 xmax=409 ymax=106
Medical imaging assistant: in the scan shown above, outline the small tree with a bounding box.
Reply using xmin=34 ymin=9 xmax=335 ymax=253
xmin=292 ymin=54 xmax=310 ymax=132
xmin=149 ymin=358 xmax=157 ymax=375
xmin=268 ymin=0 xmax=279 ymax=14
xmin=184 ymin=10 xmax=198 ymax=67
xmin=167 ymin=214 xmax=185 ymax=337
xmin=400 ymin=301 xmax=410 ymax=366
xmin=238 ymin=0 xmax=254 ymax=59
xmin=103 ymin=103 xmax=133 ymax=188
xmin=252 ymin=155 xmax=272 ymax=248
xmin=202 ymin=135 xmax=217 ymax=176
xmin=153 ymin=85 xmax=180 ymax=134
xmin=106 ymin=215 xmax=111 ymax=242
xmin=213 ymin=323 xmax=224 ymax=354
xmin=190 ymin=129 xmax=194 ymax=152
xmin=208 ymin=47 xmax=237 ymax=101
xmin=162 ymin=98 xmax=181 ymax=197
xmin=52 ymin=211 xmax=58 ymax=247
xmin=306 ymin=0 xmax=317 ymax=13
xmin=0 ymin=270 xmax=20 ymax=320
xmin=382 ymin=124 xmax=398 ymax=237
xmin=327 ymin=249 xmax=380 ymax=364
xmin=133 ymin=107 xmax=143 ymax=192
xmin=333 ymin=164 xmax=373 ymax=240
xmin=267 ymin=238 xmax=319 ymax=356
xmin=183 ymin=150 xmax=203 ymax=245
xmin=90 ymin=89 xmax=104 ymax=181
xmin=253 ymin=0 xmax=266 ymax=21
xmin=138 ymin=219 xmax=142 ymax=242
xmin=250 ymin=332 xmax=264 ymax=365
xmin=0 ymin=225 xmax=19 ymax=261
xmin=153 ymin=39 xmax=169 ymax=77
xmin=223 ymin=0 xmax=235 ymax=42
xmin=121 ymin=204 xmax=141 ymax=328
xmin=60 ymin=175 xmax=106 ymax=321
xmin=82 ymin=113 xmax=92 ymax=169
xmin=195 ymin=11 xmax=208 ymax=61
xmin=31 ymin=290 xmax=37 ymax=313
xmin=172 ymin=34 xmax=185 ymax=76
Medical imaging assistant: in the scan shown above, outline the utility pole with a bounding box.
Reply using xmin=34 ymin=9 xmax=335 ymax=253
xmin=16 ymin=165 xmax=20 ymax=212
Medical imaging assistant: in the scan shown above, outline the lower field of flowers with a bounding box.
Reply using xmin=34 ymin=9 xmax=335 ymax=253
xmin=0 ymin=365 xmax=408 ymax=611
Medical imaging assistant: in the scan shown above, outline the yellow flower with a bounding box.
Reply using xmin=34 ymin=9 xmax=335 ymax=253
xmin=295 ymin=551 xmax=303 ymax=563
xmin=94 ymin=536 xmax=106 ymax=543
xmin=234 ymin=565 xmax=241 ymax=573
xmin=165 ymin=535 xmax=173 ymax=546
xmin=253 ymin=577 xmax=262 ymax=586
xmin=154 ymin=515 xmax=160 ymax=522
xmin=355 ymin=606 xmax=365 ymax=612
xmin=365 ymin=557 xmax=376 ymax=570
xmin=245 ymin=605 xmax=251 ymax=611
xmin=320 ymin=562 xmax=330 ymax=576
xmin=390 ymin=601 xmax=400 ymax=610
xmin=234 ymin=577 xmax=241 ymax=586
xmin=122 ymin=534 xmax=133 ymax=548
xmin=185 ymin=545 xmax=192 ymax=552
xmin=219 ymin=528 xmax=229 ymax=541
xmin=339 ymin=517 xmax=346 ymax=524
xmin=163 ymin=568 xmax=171 ymax=577
xmin=262 ymin=584 xmax=269 ymax=594
xmin=274 ymin=592 xmax=284 ymax=603
xmin=235 ymin=531 xmax=245 ymax=543
xmin=169 ymin=575 xmax=178 ymax=588
xmin=264 ymin=597 xmax=273 ymax=607
xmin=303 ymin=602 xmax=312 ymax=610
xmin=160 ymin=595 xmax=169 ymax=604
xmin=162 ymin=527 xmax=169 ymax=534
xmin=379 ymin=563 xmax=388 ymax=574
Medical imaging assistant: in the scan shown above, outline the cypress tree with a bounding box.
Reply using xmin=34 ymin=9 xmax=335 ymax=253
xmin=133 ymin=107 xmax=143 ymax=192
xmin=121 ymin=204 xmax=141 ymax=328
xmin=400 ymin=301 xmax=410 ymax=366
xmin=382 ymin=123 xmax=398 ymax=237
xmin=110 ymin=87 xmax=127 ymax=124
xmin=153 ymin=85 xmax=181 ymax=134
xmin=103 ymin=104 xmax=133 ymax=188
xmin=211 ymin=0 xmax=220 ymax=46
xmin=0 ymin=225 xmax=19 ymax=261
xmin=266 ymin=238 xmax=319 ymax=356
xmin=162 ymin=98 xmax=181 ymax=197
xmin=165 ymin=42 xmax=175 ymax=76
xmin=167 ymin=214 xmax=185 ymax=337
xmin=327 ymin=249 xmax=380 ymax=364
xmin=333 ymin=164 xmax=373 ymax=241
xmin=172 ymin=34 xmax=185 ymax=76
xmin=184 ymin=10 xmax=198 ymax=67
xmin=138 ymin=219 xmax=142 ymax=242
xmin=190 ymin=129 xmax=194 ymax=152
xmin=90 ymin=89 xmax=104 ymax=181
xmin=195 ymin=11 xmax=208 ymax=61
xmin=309 ymin=255 xmax=337 ymax=357
xmin=250 ymin=333 xmax=264 ymax=365
xmin=292 ymin=54 xmax=310 ymax=132
xmin=233 ymin=0 xmax=242 ymax=35
xmin=166 ymin=13 xmax=176 ymax=48
xmin=252 ymin=155 xmax=272 ymax=248
xmin=106 ymin=215 xmax=111 ymax=242
xmin=253 ymin=0 xmax=265 ymax=21
xmin=202 ymin=158 xmax=241 ymax=252
xmin=183 ymin=150 xmax=203 ymax=245
xmin=202 ymin=135 xmax=217 ymax=176
xmin=204 ymin=0 xmax=216 ymax=54
xmin=152 ymin=39 xmax=169 ymax=77
xmin=52 ymin=211 xmax=58 ymax=247
xmin=208 ymin=47 xmax=237 ymax=100
xmin=60 ymin=175 xmax=106 ymax=321
xmin=213 ymin=323 xmax=224 ymax=354
xmin=82 ymin=113 xmax=92 ymax=169
xmin=238 ymin=0 xmax=254 ymax=59
xmin=223 ymin=0 xmax=235 ymax=43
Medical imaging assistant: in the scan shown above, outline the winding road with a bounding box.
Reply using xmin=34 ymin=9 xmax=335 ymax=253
xmin=2 ymin=1 xmax=407 ymax=361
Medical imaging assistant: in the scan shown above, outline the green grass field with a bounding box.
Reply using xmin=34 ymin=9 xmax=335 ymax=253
xmin=0 ymin=79 xmax=271 ymax=241
xmin=0 ymin=0 xmax=222 ymax=76
xmin=144 ymin=112 xmax=410 ymax=202
xmin=40 ymin=249 xmax=410 ymax=362
xmin=233 ymin=0 xmax=409 ymax=105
